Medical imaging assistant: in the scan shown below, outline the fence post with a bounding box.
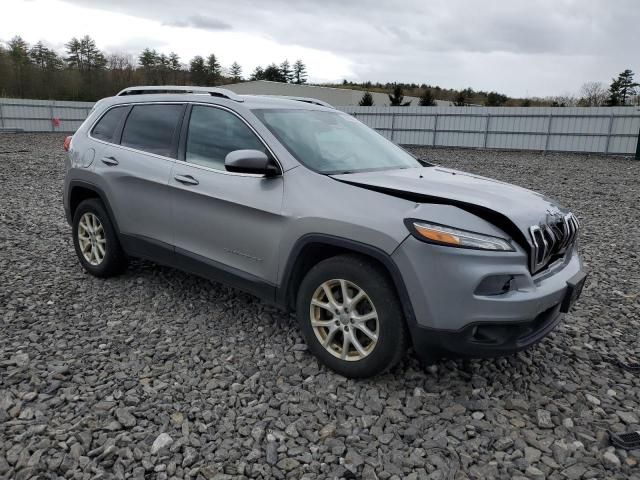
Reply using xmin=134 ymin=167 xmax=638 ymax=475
xmin=604 ymin=113 xmax=614 ymax=155
xmin=483 ymin=113 xmax=491 ymax=148
xmin=432 ymin=112 xmax=439 ymax=147
xmin=0 ymin=103 xmax=4 ymax=129
xmin=50 ymin=102 xmax=55 ymax=132
xmin=544 ymin=113 xmax=553 ymax=153
xmin=635 ymin=126 xmax=640 ymax=160
xmin=390 ymin=112 xmax=396 ymax=142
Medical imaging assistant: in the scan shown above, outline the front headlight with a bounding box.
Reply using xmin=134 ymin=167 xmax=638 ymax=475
xmin=405 ymin=220 xmax=515 ymax=251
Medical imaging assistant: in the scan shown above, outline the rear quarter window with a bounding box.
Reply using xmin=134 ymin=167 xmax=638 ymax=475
xmin=121 ymin=104 xmax=184 ymax=157
xmin=91 ymin=106 xmax=128 ymax=143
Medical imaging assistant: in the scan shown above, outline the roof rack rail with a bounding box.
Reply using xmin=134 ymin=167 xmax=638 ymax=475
xmin=258 ymin=95 xmax=334 ymax=108
xmin=116 ymin=85 xmax=244 ymax=102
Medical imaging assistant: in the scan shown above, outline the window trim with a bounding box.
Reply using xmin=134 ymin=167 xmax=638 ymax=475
xmin=89 ymin=104 xmax=130 ymax=144
xmin=119 ymin=103 xmax=187 ymax=159
xmin=88 ymin=101 xmax=187 ymax=162
xmin=87 ymin=101 xmax=283 ymax=177
xmin=178 ymin=102 xmax=283 ymax=177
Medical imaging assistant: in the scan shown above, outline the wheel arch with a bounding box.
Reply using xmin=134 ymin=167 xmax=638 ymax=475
xmin=277 ymin=234 xmax=417 ymax=329
xmin=68 ymin=180 xmax=121 ymax=234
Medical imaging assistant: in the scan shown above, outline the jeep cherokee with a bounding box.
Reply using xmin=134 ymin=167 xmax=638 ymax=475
xmin=63 ymin=86 xmax=587 ymax=378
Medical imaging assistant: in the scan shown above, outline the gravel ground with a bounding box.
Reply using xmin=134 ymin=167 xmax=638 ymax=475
xmin=1 ymin=133 xmax=639 ymax=480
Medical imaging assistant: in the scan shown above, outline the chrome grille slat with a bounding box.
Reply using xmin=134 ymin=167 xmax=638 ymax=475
xmin=529 ymin=213 xmax=579 ymax=274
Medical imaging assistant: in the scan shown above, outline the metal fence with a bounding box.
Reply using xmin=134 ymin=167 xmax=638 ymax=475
xmin=1 ymin=98 xmax=639 ymax=158
xmin=0 ymin=98 xmax=94 ymax=133
xmin=339 ymin=105 xmax=640 ymax=157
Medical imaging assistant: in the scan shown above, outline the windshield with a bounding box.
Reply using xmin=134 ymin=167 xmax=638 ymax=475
xmin=252 ymin=109 xmax=422 ymax=174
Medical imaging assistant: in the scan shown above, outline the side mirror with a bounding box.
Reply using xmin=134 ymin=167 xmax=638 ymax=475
xmin=225 ymin=150 xmax=279 ymax=176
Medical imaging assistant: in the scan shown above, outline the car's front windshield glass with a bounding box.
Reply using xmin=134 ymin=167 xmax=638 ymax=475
xmin=252 ymin=109 xmax=423 ymax=174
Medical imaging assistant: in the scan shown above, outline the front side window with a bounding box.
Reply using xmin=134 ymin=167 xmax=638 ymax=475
xmin=185 ymin=105 xmax=266 ymax=171
xmin=252 ymin=109 xmax=422 ymax=174
xmin=121 ymin=104 xmax=184 ymax=157
xmin=91 ymin=106 xmax=128 ymax=143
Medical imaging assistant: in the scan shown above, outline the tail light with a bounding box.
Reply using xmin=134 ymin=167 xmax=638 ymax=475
xmin=63 ymin=136 xmax=72 ymax=152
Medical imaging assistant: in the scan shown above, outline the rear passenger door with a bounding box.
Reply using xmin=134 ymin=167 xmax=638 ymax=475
xmin=92 ymin=103 xmax=185 ymax=253
xmin=169 ymin=104 xmax=285 ymax=289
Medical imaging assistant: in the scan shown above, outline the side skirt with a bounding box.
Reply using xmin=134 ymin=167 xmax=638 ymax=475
xmin=119 ymin=233 xmax=279 ymax=305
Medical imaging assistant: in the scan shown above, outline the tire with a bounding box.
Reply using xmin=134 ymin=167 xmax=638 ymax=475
xmin=72 ymin=198 xmax=127 ymax=278
xmin=296 ymin=254 xmax=408 ymax=378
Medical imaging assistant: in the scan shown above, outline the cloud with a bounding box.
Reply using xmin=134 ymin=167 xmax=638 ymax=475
xmin=163 ymin=15 xmax=231 ymax=31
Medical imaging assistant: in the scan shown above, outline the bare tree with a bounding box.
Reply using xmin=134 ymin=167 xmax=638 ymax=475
xmin=578 ymin=81 xmax=608 ymax=106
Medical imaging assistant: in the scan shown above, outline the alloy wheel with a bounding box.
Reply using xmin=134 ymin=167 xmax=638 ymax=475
xmin=309 ymin=279 xmax=379 ymax=361
xmin=77 ymin=212 xmax=106 ymax=266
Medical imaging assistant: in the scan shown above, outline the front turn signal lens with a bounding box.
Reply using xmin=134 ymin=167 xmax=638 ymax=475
xmin=407 ymin=221 xmax=515 ymax=251
xmin=414 ymin=224 xmax=461 ymax=245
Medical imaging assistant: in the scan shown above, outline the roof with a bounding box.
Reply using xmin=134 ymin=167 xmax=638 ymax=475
xmin=100 ymin=86 xmax=335 ymax=111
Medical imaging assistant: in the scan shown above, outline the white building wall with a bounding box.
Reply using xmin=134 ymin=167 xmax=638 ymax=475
xmin=223 ymin=80 xmax=451 ymax=106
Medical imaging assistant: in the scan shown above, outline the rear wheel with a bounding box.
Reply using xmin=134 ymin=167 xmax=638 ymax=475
xmin=296 ymin=254 xmax=408 ymax=378
xmin=72 ymin=198 xmax=127 ymax=277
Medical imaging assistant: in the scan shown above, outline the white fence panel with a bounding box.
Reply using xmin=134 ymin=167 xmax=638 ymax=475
xmin=1 ymin=98 xmax=639 ymax=157
xmin=0 ymin=98 xmax=94 ymax=132
xmin=341 ymin=105 xmax=640 ymax=156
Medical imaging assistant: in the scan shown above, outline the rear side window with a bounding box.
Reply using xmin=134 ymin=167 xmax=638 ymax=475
xmin=121 ymin=104 xmax=184 ymax=157
xmin=185 ymin=105 xmax=266 ymax=170
xmin=91 ymin=106 xmax=128 ymax=143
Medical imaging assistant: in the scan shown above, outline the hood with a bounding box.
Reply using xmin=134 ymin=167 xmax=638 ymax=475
xmin=331 ymin=166 xmax=567 ymax=244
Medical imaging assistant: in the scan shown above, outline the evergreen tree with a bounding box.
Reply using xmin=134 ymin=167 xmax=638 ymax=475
xmin=359 ymin=91 xmax=374 ymax=106
xmin=8 ymin=36 xmax=31 ymax=97
xmin=263 ymin=63 xmax=285 ymax=82
xmin=614 ymin=69 xmax=639 ymax=105
xmin=157 ymin=53 xmax=170 ymax=83
xmin=229 ymin=61 xmax=242 ymax=81
xmin=607 ymin=78 xmax=622 ymax=106
xmin=280 ymin=59 xmax=293 ymax=83
xmin=454 ymin=91 xmax=466 ymax=106
xmin=66 ymin=36 xmax=106 ymax=71
xmin=250 ymin=66 xmax=264 ymax=81
xmin=419 ymin=88 xmax=436 ymax=106
xmin=138 ymin=48 xmax=159 ymax=83
xmin=190 ymin=55 xmax=207 ymax=85
xmin=485 ymin=91 xmax=508 ymax=106
xmin=293 ymin=59 xmax=307 ymax=84
xmin=168 ymin=52 xmax=181 ymax=83
xmin=206 ymin=54 xmax=222 ymax=85
xmin=29 ymin=42 xmax=61 ymax=71
xmin=168 ymin=52 xmax=181 ymax=71
xmin=389 ymin=84 xmax=410 ymax=106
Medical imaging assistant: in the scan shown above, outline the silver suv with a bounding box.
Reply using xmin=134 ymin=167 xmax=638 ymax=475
xmin=63 ymin=86 xmax=587 ymax=378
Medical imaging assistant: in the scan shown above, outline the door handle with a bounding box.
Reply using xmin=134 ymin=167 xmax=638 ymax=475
xmin=174 ymin=174 xmax=199 ymax=185
xmin=101 ymin=156 xmax=119 ymax=166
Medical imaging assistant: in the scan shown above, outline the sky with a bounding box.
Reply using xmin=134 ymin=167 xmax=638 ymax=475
xmin=1 ymin=0 xmax=638 ymax=97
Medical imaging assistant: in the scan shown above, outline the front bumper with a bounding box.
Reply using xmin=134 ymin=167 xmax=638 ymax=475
xmin=392 ymin=235 xmax=585 ymax=360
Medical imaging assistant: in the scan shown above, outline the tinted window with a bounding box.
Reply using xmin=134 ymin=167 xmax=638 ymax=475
xmin=186 ymin=106 xmax=266 ymax=170
xmin=121 ymin=104 xmax=184 ymax=157
xmin=91 ymin=106 xmax=128 ymax=143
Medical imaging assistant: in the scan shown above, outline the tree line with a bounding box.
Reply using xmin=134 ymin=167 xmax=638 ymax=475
xmin=1 ymin=35 xmax=637 ymax=107
xmin=351 ymin=70 xmax=639 ymax=107
xmin=0 ymin=35 xmax=308 ymax=101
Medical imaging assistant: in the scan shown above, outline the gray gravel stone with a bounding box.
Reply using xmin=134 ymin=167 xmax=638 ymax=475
xmin=151 ymin=433 xmax=173 ymax=454
xmin=1 ymin=136 xmax=640 ymax=479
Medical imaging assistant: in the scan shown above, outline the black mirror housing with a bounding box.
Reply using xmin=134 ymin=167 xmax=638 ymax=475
xmin=224 ymin=150 xmax=279 ymax=176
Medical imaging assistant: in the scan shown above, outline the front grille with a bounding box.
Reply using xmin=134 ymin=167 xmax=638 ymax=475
xmin=529 ymin=213 xmax=579 ymax=273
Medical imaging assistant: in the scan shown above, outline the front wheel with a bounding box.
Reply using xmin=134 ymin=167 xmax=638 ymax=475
xmin=296 ymin=254 xmax=408 ymax=378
